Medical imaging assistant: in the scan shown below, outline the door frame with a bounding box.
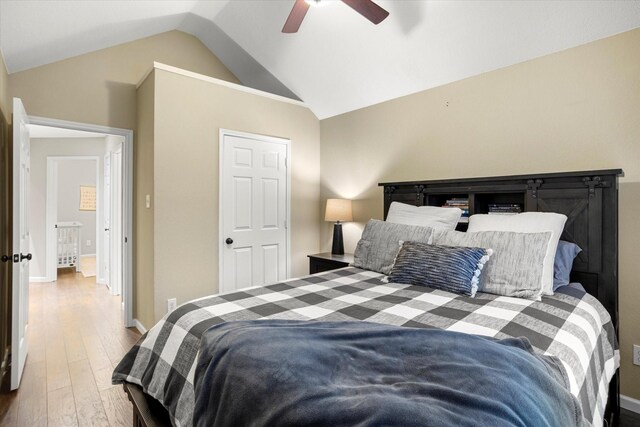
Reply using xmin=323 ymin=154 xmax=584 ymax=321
xmin=109 ymin=145 xmax=123 ymax=296
xmin=30 ymin=116 xmax=134 ymax=328
xmin=103 ymin=151 xmax=111 ymax=289
xmin=218 ymin=129 xmax=291 ymax=293
xmin=45 ymin=156 xmax=100 ymax=282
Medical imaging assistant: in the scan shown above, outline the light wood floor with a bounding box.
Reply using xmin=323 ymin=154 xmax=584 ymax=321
xmin=0 ymin=269 xmax=141 ymax=426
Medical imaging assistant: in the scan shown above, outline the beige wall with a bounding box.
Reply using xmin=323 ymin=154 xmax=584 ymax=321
xmin=134 ymin=72 xmax=155 ymax=329
xmin=320 ymin=28 xmax=640 ymax=399
xmin=57 ymin=159 xmax=98 ymax=256
xmin=6 ymin=30 xmax=240 ymax=329
xmin=8 ymin=30 xmax=239 ymax=131
xmin=0 ymin=52 xmax=9 ymax=122
xmin=150 ymin=68 xmax=320 ymax=323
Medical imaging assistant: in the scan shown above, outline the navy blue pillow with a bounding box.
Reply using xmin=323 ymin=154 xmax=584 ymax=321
xmin=553 ymin=241 xmax=582 ymax=291
xmin=388 ymin=241 xmax=491 ymax=297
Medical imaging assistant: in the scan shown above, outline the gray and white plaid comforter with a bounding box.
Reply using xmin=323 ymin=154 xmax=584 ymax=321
xmin=113 ymin=267 xmax=619 ymax=427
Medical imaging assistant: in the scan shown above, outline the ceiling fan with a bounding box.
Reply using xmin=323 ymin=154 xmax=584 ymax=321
xmin=282 ymin=0 xmax=389 ymax=33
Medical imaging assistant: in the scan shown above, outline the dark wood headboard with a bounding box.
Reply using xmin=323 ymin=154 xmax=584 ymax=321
xmin=379 ymin=169 xmax=623 ymax=423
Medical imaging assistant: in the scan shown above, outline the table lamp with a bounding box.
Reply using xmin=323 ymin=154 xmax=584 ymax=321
xmin=325 ymin=199 xmax=353 ymax=255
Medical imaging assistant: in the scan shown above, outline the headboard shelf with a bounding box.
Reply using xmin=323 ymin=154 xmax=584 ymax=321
xmin=379 ymin=168 xmax=623 ymax=187
xmin=379 ymin=169 xmax=623 ymax=423
xmin=379 ymin=169 xmax=623 ymax=321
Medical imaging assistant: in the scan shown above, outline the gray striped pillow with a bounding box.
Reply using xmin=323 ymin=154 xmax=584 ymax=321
xmin=388 ymin=241 xmax=492 ymax=297
xmin=354 ymin=220 xmax=434 ymax=275
xmin=433 ymin=230 xmax=552 ymax=300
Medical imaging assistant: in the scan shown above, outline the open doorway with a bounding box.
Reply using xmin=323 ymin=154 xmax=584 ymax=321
xmin=9 ymin=99 xmax=134 ymax=390
xmin=45 ymin=156 xmax=100 ymax=281
xmin=25 ymin=116 xmax=134 ymax=327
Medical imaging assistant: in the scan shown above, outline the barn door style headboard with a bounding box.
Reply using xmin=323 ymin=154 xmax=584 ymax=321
xmin=379 ymin=169 xmax=624 ymax=422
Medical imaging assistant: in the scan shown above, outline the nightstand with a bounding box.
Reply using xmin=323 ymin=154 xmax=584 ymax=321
xmin=308 ymin=252 xmax=354 ymax=274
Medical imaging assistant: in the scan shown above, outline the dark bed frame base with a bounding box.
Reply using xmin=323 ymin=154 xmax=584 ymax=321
xmin=123 ymin=381 xmax=619 ymax=427
xmin=124 ymin=169 xmax=623 ymax=427
xmin=124 ymin=383 xmax=172 ymax=427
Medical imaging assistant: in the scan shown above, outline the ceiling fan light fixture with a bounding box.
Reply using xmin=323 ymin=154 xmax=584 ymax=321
xmin=304 ymin=0 xmax=330 ymax=7
xmin=284 ymin=0 xmax=388 ymax=33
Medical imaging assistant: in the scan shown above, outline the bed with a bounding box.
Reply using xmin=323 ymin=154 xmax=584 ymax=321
xmin=114 ymin=169 xmax=623 ymax=427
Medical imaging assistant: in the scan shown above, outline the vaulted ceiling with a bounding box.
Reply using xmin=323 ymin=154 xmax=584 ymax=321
xmin=1 ymin=0 xmax=639 ymax=119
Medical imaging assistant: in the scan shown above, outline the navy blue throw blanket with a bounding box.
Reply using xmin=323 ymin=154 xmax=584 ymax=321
xmin=194 ymin=320 xmax=584 ymax=427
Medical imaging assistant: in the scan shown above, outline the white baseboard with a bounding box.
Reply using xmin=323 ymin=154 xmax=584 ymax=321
xmin=133 ymin=318 xmax=147 ymax=335
xmin=96 ymin=278 xmax=106 ymax=285
xmin=29 ymin=276 xmax=50 ymax=283
xmin=621 ymin=394 xmax=640 ymax=414
xmin=80 ymin=253 xmax=96 ymax=258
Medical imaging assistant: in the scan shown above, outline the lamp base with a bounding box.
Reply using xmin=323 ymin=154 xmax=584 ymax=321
xmin=331 ymin=222 xmax=344 ymax=255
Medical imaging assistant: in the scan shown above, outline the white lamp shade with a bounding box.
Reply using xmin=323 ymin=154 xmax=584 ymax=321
xmin=325 ymin=199 xmax=353 ymax=222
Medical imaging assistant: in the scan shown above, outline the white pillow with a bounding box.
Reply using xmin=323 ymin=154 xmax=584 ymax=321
xmin=467 ymin=212 xmax=567 ymax=296
xmin=386 ymin=202 xmax=462 ymax=230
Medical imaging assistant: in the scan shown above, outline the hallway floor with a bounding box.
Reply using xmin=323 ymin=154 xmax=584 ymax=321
xmin=79 ymin=256 xmax=96 ymax=278
xmin=0 ymin=269 xmax=141 ymax=426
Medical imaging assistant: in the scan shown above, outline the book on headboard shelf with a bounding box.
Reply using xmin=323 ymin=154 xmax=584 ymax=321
xmin=488 ymin=203 xmax=521 ymax=215
xmin=443 ymin=198 xmax=470 ymax=218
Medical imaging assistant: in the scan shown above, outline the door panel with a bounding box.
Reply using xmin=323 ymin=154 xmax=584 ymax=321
xmin=234 ymin=147 xmax=252 ymax=167
xmin=234 ymin=247 xmax=253 ymax=288
xmin=233 ymin=177 xmax=253 ymax=230
xmin=221 ymin=133 xmax=288 ymax=293
xmin=262 ymin=244 xmax=279 ymax=284
xmin=262 ymin=179 xmax=279 ymax=229
xmin=262 ymin=151 xmax=280 ymax=169
xmin=528 ymin=187 xmax=602 ymax=273
xmin=11 ymin=98 xmax=30 ymax=390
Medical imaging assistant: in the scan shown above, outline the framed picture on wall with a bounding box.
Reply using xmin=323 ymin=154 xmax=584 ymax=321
xmin=79 ymin=185 xmax=96 ymax=211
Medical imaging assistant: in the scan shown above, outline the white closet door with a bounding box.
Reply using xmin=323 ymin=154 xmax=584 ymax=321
xmin=220 ymin=132 xmax=288 ymax=293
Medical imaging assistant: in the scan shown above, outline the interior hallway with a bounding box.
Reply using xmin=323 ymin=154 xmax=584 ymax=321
xmin=0 ymin=269 xmax=140 ymax=426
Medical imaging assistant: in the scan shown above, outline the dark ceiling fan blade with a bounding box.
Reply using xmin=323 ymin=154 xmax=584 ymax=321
xmin=341 ymin=0 xmax=389 ymax=24
xmin=282 ymin=0 xmax=311 ymax=33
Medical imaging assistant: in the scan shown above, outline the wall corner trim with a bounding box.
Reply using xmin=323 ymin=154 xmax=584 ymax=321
xmin=621 ymin=394 xmax=640 ymax=414
xmin=133 ymin=318 xmax=148 ymax=335
xmin=0 ymin=48 xmax=9 ymax=75
xmin=137 ymin=62 xmax=308 ymax=109
xmin=136 ymin=65 xmax=155 ymax=89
